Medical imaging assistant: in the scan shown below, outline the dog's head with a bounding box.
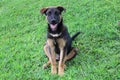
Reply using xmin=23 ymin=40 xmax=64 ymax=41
xmin=40 ymin=6 xmax=65 ymax=31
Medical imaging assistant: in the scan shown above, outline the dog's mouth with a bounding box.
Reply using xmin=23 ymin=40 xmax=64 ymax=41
xmin=50 ymin=24 xmax=57 ymax=31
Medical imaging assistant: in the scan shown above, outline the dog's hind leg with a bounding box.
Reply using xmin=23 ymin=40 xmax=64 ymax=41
xmin=65 ymin=48 xmax=78 ymax=61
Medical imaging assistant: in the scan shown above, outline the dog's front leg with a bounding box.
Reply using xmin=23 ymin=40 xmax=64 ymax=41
xmin=47 ymin=39 xmax=57 ymax=74
xmin=58 ymin=39 xmax=66 ymax=76
xmin=59 ymin=48 xmax=66 ymax=76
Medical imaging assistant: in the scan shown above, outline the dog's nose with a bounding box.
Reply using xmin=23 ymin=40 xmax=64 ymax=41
xmin=51 ymin=19 xmax=57 ymax=24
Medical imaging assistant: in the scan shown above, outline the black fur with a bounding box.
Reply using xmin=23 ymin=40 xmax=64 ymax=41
xmin=47 ymin=19 xmax=80 ymax=60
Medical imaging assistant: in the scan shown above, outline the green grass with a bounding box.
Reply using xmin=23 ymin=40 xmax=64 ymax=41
xmin=0 ymin=0 xmax=120 ymax=80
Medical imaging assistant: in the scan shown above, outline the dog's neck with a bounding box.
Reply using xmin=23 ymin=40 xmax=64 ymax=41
xmin=47 ymin=19 xmax=64 ymax=34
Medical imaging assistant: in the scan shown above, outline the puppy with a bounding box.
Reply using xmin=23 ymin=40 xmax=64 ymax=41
xmin=40 ymin=6 xmax=80 ymax=75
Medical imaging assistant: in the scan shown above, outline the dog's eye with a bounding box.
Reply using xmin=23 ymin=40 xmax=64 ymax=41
xmin=48 ymin=11 xmax=51 ymax=15
xmin=55 ymin=11 xmax=59 ymax=15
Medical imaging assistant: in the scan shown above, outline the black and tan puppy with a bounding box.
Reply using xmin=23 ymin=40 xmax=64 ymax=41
xmin=40 ymin=6 xmax=80 ymax=75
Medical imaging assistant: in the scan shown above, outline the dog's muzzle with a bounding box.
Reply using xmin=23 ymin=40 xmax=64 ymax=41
xmin=50 ymin=24 xmax=57 ymax=31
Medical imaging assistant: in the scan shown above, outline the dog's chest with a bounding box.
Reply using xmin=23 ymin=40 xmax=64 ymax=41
xmin=53 ymin=38 xmax=66 ymax=54
xmin=53 ymin=39 xmax=60 ymax=54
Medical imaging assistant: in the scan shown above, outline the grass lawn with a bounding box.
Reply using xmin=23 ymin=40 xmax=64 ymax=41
xmin=0 ymin=0 xmax=120 ymax=80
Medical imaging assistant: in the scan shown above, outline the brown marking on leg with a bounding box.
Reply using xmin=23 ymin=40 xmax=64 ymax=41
xmin=47 ymin=39 xmax=57 ymax=74
xmin=65 ymin=48 xmax=78 ymax=61
xmin=57 ymin=38 xmax=66 ymax=76
xmin=44 ymin=43 xmax=51 ymax=58
xmin=43 ymin=43 xmax=51 ymax=69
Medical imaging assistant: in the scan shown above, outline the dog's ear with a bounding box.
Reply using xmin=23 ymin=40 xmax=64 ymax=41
xmin=40 ymin=7 xmax=48 ymax=15
xmin=57 ymin=6 xmax=66 ymax=13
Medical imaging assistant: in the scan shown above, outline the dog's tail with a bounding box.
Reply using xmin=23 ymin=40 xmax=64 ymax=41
xmin=71 ymin=32 xmax=81 ymax=40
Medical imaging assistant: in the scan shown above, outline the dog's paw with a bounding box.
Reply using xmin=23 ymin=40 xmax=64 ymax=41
xmin=58 ymin=71 xmax=64 ymax=76
xmin=58 ymin=67 xmax=64 ymax=76
xmin=51 ymin=66 xmax=57 ymax=74
xmin=43 ymin=64 xmax=48 ymax=69
xmin=51 ymin=70 xmax=57 ymax=74
xmin=74 ymin=48 xmax=79 ymax=53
